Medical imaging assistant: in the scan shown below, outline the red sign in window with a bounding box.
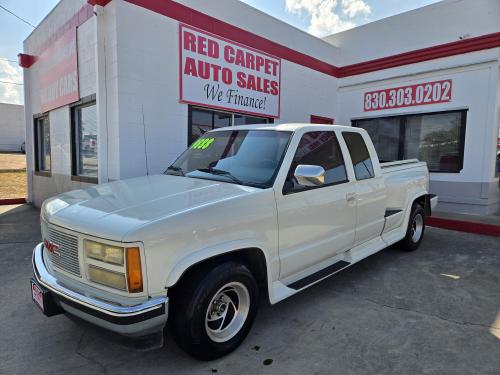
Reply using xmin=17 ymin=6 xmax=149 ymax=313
xmin=364 ymin=80 xmax=452 ymax=112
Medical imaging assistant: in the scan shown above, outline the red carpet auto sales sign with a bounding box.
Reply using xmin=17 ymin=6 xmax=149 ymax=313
xmin=179 ymin=24 xmax=281 ymax=118
xmin=39 ymin=27 xmax=79 ymax=113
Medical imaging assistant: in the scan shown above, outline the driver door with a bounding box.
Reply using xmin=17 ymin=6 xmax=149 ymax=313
xmin=275 ymin=131 xmax=357 ymax=280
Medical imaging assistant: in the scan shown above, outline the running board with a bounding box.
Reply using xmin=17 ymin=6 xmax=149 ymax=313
xmin=287 ymin=260 xmax=351 ymax=290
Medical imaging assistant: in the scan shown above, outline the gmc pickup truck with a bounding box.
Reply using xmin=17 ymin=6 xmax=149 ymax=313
xmin=31 ymin=124 xmax=437 ymax=360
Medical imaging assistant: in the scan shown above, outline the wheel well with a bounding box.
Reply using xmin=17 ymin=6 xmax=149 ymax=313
xmin=413 ymin=194 xmax=432 ymax=216
xmin=169 ymin=248 xmax=269 ymax=301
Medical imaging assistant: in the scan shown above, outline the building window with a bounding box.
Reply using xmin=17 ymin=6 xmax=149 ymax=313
xmin=34 ymin=116 xmax=51 ymax=174
xmin=71 ymin=102 xmax=98 ymax=181
xmin=188 ymin=106 xmax=272 ymax=145
xmin=342 ymin=132 xmax=375 ymax=180
xmin=353 ymin=110 xmax=467 ymax=173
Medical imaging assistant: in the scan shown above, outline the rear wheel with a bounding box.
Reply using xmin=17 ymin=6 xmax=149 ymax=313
xmin=170 ymin=261 xmax=259 ymax=360
xmin=397 ymin=203 xmax=425 ymax=251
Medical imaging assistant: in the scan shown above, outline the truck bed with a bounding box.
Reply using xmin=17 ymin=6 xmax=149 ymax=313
xmin=380 ymin=159 xmax=429 ymax=234
xmin=380 ymin=159 xmax=427 ymax=174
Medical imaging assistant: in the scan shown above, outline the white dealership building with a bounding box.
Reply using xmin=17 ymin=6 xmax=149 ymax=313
xmin=20 ymin=0 xmax=500 ymax=214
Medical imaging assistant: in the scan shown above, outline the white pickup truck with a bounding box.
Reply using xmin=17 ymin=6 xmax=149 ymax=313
xmin=31 ymin=124 xmax=437 ymax=360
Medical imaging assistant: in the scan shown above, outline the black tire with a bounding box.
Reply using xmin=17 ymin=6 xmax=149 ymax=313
xmin=397 ymin=203 xmax=426 ymax=251
xmin=170 ymin=261 xmax=259 ymax=361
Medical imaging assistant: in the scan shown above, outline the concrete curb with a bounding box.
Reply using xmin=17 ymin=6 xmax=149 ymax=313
xmin=427 ymin=216 xmax=500 ymax=237
xmin=0 ymin=198 xmax=27 ymax=206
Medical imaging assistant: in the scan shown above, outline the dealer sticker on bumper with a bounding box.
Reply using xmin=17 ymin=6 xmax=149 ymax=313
xmin=31 ymin=281 xmax=44 ymax=312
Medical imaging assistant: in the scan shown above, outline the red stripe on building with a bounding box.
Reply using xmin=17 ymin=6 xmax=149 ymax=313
xmin=427 ymin=216 xmax=500 ymax=237
xmin=338 ymin=32 xmax=500 ymax=77
xmin=88 ymin=0 xmax=112 ymax=6
xmin=125 ymin=0 xmax=500 ymax=78
xmin=34 ymin=4 xmax=93 ymax=56
xmin=24 ymin=1 xmax=500 ymax=78
xmin=0 ymin=198 xmax=27 ymax=206
xmin=125 ymin=0 xmax=340 ymax=77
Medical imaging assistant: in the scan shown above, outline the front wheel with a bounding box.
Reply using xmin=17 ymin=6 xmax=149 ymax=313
xmin=170 ymin=262 xmax=259 ymax=360
xmin=397 ymin=203 xmax=426 ymax=251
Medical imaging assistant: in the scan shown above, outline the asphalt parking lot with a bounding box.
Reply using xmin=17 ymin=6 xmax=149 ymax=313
xmin=1 ymin=204 xmax=499 ymax=375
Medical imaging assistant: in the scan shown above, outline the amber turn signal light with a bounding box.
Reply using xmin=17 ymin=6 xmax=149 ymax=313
xmin=126 ymin=247 xmax=143 ymax=293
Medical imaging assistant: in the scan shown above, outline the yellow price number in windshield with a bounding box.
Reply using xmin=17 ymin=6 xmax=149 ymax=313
xmin=191 ymin=138 xmax=215 ymax=150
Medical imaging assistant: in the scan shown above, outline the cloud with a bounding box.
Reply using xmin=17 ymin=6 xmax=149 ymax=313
xmin=285 ymin=0 xmax=371 ymax=36
xmin=0 ymin=60 xmax=24 ymax=105
xmin=341 ymin=0 xmax=371 ymax=18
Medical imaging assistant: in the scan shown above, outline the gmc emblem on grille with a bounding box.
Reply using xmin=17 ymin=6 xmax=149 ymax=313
xmin=43 ymin=239 xmax=60 ymax=256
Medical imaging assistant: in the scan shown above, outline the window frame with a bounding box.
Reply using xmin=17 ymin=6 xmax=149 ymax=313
xmin=188 ymin=105 xmax=274 ymax=146
xmin=33 ymin=114 xmax=51 ymax=177
xmin=70 ymin=95 xmax=98 ymax=183
xmin=283 ymin=130 xmax=349 ymax=195
xmin=352 ymin=109 xmax=467 ymax=173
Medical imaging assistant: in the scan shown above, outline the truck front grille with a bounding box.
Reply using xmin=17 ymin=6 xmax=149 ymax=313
xmin=46 ymin=227 xmax=81 ymax=277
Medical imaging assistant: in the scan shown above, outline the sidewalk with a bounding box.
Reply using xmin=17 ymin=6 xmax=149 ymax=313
xmin=428 ymin=210 xmax=500 ymax=237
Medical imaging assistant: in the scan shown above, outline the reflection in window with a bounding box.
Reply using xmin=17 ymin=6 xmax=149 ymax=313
xmin=354 ymin=110 xmax=466 ymax=173
xmin=343 ymin=132 xmax=375 ymax=180
xmin=170 ymin=130 xmax=291 ymax=188
xmin=35 ymin=116 xmax=51 ymax=172
xmin=189 ymin=106 xmax=271 ymax=145
xmin=72 ymin=103 xmax=98 ymax=179
xmin=405 ymin=112 xmax=463 ymax=172
xmin=355 ymin=117 xmax=400 ymax=162
xmin=233 ymin=114 xmax=268 ymax=126
xmin=288 ymin=131 xmax=348 ymax=192
xmin=191 ymin=108 xmax=213 ymax=141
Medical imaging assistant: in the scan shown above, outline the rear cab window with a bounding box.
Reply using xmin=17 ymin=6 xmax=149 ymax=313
xmin=342 ymin=132 xmax=375 ymax=180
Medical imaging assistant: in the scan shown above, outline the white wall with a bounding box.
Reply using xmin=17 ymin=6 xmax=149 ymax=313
xmin=22 ymin=0 xmax=499 ymax=213
xmin=23 ymin=0 xmax=97 ymax=206
xmin=337 ymin=56 xmax=500 ymax=213
xmin=0 ymin=103 xmax=24 ymax=152
xmin=324 ymin=0 xmax=500 ymax=66
xmin=112 ymin=0 xmax=339 ymax=179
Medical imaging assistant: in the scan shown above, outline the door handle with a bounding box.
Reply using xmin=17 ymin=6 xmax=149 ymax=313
xmin=346 ymin=192 xmax=357 ymax=202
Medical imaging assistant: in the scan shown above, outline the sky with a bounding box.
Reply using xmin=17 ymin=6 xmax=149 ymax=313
xmin=0 ymin=0 xmax=440 ymax=105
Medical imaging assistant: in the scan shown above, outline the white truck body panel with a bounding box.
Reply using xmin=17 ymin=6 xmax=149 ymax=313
xmin=34 ymin=124 xmax=436 ymax=334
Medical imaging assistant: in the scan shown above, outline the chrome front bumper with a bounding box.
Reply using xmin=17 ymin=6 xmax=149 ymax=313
xmin=32 ymin=243 xmax=168 ymax=337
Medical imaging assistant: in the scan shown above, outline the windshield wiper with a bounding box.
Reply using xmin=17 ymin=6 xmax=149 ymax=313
xmin=196 ymin=168 xmax=245 ymax=185
xmin=165 ymin=165 xmax=185 ymax=176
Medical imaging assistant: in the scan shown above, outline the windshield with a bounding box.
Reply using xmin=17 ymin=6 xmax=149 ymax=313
xmin=166 ymin=129 xmax=292 ymax=188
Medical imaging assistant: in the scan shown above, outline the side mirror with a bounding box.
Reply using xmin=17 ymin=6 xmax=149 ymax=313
xmin=294 ymin=165 xmax=325 ymax=187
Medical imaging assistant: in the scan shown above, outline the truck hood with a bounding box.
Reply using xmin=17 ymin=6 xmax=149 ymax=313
xmin=42 ymin=175 xmax=259 ymax=241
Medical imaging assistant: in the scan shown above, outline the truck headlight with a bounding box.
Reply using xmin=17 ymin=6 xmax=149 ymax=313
xmin=84 ymin=240 xmax=143 ymax=293
xmin=88 ymin=266 xmax=127 ymax=290
xmin=84 ymin=240 xmax=124 ymax=265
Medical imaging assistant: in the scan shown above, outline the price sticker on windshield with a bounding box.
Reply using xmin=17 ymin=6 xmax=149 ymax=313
xmin=191 ymin=138 xmax=215 ymax=150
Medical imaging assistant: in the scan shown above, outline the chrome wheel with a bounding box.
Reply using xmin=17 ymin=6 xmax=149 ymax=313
xmin=205 ymin=282 xmax=250 ymax=343
xmin=411 ymin=214 xmax=424 ymax=243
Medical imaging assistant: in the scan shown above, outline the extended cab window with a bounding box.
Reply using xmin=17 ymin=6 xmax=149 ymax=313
xmin=343 ymin=132 xmax=375 ymax=180
xmin=285 ymin=131 xmax=348 ymax=193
